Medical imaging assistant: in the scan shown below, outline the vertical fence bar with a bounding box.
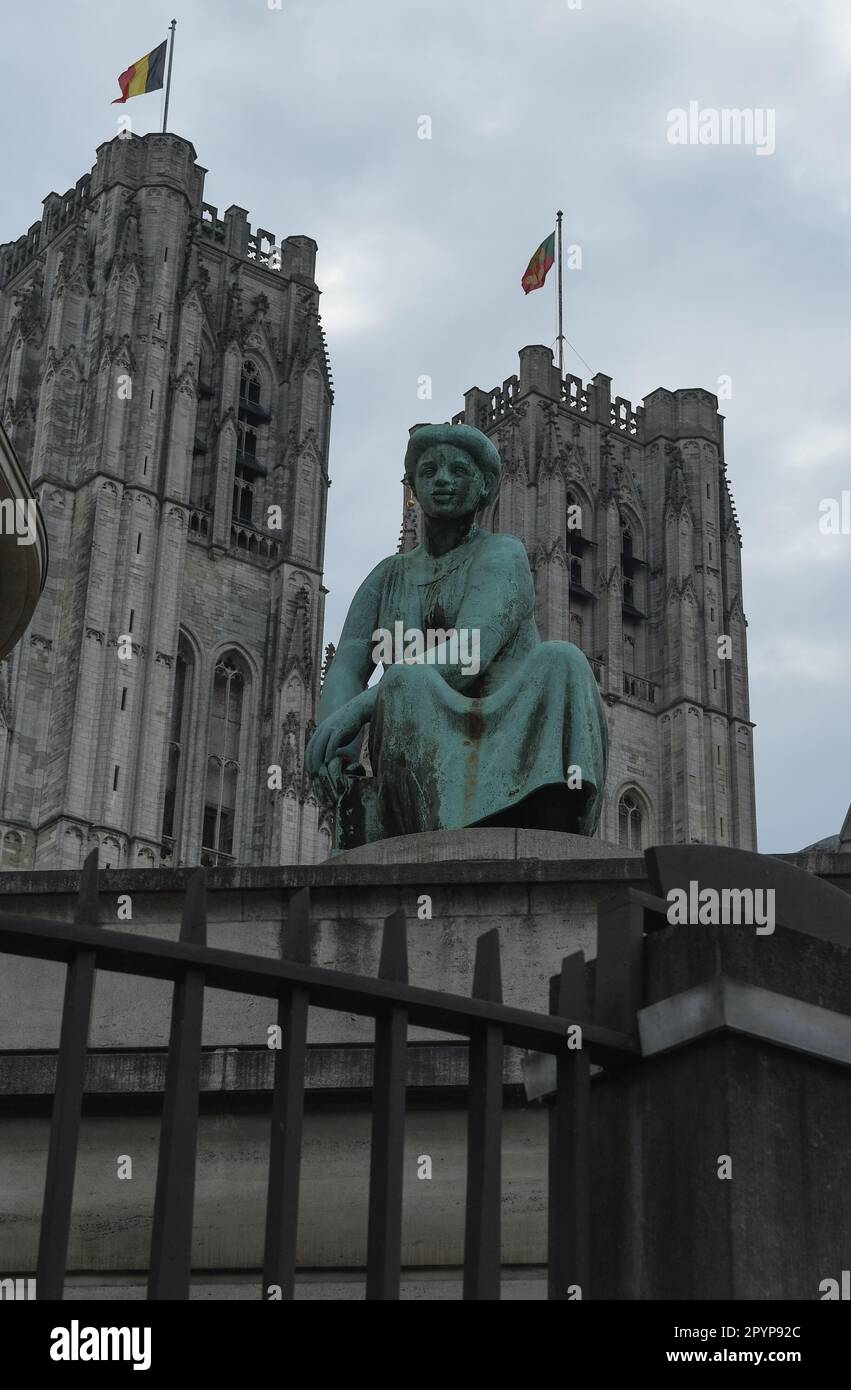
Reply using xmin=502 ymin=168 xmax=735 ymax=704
xmin=36 ymin=849 xmax=100 ymax=1300
xmin=463 ymin=928 xmax=503 ymax=1300
xmin=147 ymin=869 xmax=207 ymax=1300
xmin=366 ymin=909 xmax=408 ymax=1300
xmin=594 ymin=893 xmax=645 ymax=1036
xmin=548 ymin=952 xmax=591 ymax=1301
xmin=262 ymin=887 xmax=311 ymax=1300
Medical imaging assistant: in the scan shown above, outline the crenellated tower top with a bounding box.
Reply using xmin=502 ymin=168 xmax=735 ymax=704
xmin=0 ymin=133 xmax=318 ymax=292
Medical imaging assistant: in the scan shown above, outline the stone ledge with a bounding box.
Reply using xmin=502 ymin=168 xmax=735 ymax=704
xmin=0 ymin=854 xmax=649 ymax=895
xmin=0 ymin=848 xmax=848 ymax=898
xmin=525 ymin=974 xmax=851 ymax=1100
xmin=0 ymin=1043 xmax=532 ymax=1098
xmin=25 ymin=1268 xmax=550 ymax=1301
xmin=332 ymin=828 xmax=643 ymax=865
xmin=639 ymin=977 xmax=851 ymax=1066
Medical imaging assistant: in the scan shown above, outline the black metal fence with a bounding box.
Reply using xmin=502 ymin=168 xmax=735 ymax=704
xmin=0 ymin=850 xmax=644 ymax=1301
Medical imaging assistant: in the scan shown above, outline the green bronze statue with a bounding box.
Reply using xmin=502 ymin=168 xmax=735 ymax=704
xmin=306 ymin=423 xmax=608 ymax=850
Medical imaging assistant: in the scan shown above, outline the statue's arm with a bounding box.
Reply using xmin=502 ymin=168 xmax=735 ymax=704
xmin=306 ymin=558 xmax=391 ymax=785
xmin=318 ymin=557 xmax=390 ymax=720
xmin=442 ymin=537 xmax=535 ymax=693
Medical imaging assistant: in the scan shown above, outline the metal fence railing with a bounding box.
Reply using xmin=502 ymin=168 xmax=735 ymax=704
xmin=0 ymin=850 xmax=643 ymax=1301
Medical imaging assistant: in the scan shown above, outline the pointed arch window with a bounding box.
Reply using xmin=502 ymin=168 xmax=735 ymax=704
xmin=618 ymin=789 xmax=648 ymax=850
xmin=567 ymin=490 xmax=596 ymax=603
xmin=238 ymin=358 xmax=270 ymax=426
xmin=238 ymin=421 xmax=258 ymax=461
xmin=202 ymin=654 xmax=249 ymax=863
xmin=240 ymin=359 xmax=261 ymax=407
xmin=233 ymin=423 xmax=257 ymax=524
xmin=621 ymin=515 xmax=647 ymax=618
xmin=234 ymin=361 xmax=268 ymax=531
xmin=566 ymin=491 xmax=586 ymax=554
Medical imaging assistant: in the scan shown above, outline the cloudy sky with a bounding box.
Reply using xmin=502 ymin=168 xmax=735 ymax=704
xmin=3 ymin=0 xmax=849 ymax=852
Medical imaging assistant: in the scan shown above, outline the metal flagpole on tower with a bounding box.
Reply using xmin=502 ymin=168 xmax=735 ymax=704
xmin=556 ymin=209 xmax=564 ymax=378
xmin=162 ymin=20 xmax=177 ymax=133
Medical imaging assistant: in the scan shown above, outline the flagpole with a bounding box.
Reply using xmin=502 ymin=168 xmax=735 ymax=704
xmin=162 ymin=19 xmax=177 ymax=133
xmin=556 ymin=209 xmax=564 ymax=378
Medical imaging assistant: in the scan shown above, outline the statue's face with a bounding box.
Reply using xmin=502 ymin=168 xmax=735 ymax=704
xmin=413 ymin=445 xmax=487 ymax=519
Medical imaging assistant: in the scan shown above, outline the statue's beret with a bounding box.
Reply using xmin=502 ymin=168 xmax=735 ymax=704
xmin=404 ymin=423 xmax=502 ymax=494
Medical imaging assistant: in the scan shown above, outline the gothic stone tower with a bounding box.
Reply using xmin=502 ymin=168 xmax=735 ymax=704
xmin=0 ymin=133 xmax=333 ymax=870
xmin=400 ymin=345 xmax=756 ymax=850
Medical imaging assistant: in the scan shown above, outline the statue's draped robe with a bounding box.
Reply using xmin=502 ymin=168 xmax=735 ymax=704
xmin=331 ymin=529 xmax=608 ymax=848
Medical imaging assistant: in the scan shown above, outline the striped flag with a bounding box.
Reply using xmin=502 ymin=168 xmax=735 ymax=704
xmin=111 ymin=39 xmax=167 ymax=104
xmin=521 ymin=231 xmax=556 ymax=294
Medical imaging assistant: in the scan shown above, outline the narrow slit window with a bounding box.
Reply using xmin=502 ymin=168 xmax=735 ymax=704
xmin=113 ymin=765 xmax=120 ymax=791
xmin=161 ymin=640 xmax=194 ymax=848
xmin=120 ymin=688 xmax=127 ymax=711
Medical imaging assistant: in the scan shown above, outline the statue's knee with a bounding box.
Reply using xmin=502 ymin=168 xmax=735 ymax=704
xmin=534 ymin=640 xmax=588 ymax=675
xmin=380 ymin=661 xmax=404 ymax=689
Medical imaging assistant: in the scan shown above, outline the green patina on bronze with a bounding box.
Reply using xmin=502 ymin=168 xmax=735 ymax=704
xmin=306 ymin=423 xmax=608 ymax=851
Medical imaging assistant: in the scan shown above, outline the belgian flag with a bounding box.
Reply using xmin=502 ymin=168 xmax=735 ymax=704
xmin=521 ymin=231 xmax=556 ymax=295
xmin=112 ymin=39 xmax=167 ymax=104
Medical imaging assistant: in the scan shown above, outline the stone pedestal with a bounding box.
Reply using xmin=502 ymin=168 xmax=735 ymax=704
xmin=591 ymin=920 xmax=851 ymax=1300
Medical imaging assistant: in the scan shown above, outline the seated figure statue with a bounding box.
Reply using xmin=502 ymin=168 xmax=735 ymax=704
xmin=306 ymin=422 xmax=608 ymax=851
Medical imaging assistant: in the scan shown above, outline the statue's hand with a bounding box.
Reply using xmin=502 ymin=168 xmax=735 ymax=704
xmin=306 ymin=688 xmax=378 ymax=791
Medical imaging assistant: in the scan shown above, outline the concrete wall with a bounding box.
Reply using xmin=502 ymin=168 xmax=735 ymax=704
xmin=0 ymin=1103 xmax=549 ymax=1292
xmin=0 ymin=848 xmax=651 ymax=1054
